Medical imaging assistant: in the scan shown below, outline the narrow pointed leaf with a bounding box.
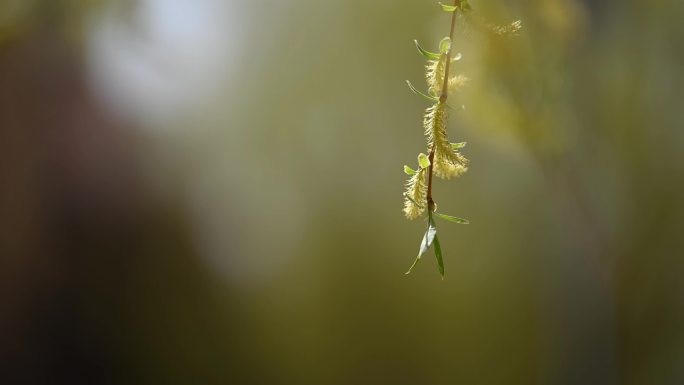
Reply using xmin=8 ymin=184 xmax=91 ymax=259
xmin=404 ymin=165 xmax=417 ymax=175
xmin=406 ymin=80 xmax=439 ymax=102
xmin=438 ymin=2 xmax=458 ymax=12
xmin=434 ymin=212 xmax=469 ymax=224
xmin=451 ymin=142 xmax=467 ymax=149
xmin=433 ymin=235 xmax=444 ymax=278
xmin=406 ymin=215 xmax=437 ymax=275
xmin=414 ymin=40 xmax=441 ymax=60
xmin=417 ymin=219 xmax=437 ymax=258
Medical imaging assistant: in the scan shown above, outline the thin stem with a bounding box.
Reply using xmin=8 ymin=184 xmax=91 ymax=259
xmin=427 ymin=0 xmax=460 ymax=212
xmin=427 ymin=149 xmax=435 ymax=211
xmin=439 ymin=1 xmax=459 ymax=103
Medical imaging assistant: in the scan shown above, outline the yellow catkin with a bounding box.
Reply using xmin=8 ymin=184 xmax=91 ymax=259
xmin=425 ymin=56 xmax=446 ymax=96
xmin=424 ymin=103 xmax=469 ymax=179
xmin=448 ymin=75 xmax=469 ymax=93
xmin=403 ymin=169 xmax=427 ymax=220
xmin=488 ymin=20 xmax=522 ymax=36
xmin=427 ymin=56 xmax=468 ymax=96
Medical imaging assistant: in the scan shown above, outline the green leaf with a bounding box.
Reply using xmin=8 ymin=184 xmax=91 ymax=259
xmin=406 ymin=80 xmax=439 ymax=102
xmin=406 ymin=214 xmax=437 ymax=275
xmin=438 ymin=2 xmax=458 ymax=12
xmin=451 ymin=142 xmax=467 ymax=149
xmin=439 ymin=37 xmax=452 ymax=54
xmin=414 ymin=40 xmax=441 ymax=60
xmin=417 ymin=153 xmax=430 ymax=169
xmin=404 ymin=165 xmax=417 ymax=175
xmin=418 ymin=218 xmax=437 ymax=256
xmin=434 ymin=212 xmax=469 ymax=224
xmin=433 ymin=234 xmax=444 ymax=278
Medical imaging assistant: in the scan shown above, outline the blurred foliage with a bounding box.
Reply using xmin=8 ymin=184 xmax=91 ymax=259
xmin=1 ymin=0 xmax=684 ymax=384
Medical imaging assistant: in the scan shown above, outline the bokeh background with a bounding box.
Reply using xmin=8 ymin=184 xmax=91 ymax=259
xmin=1 ymin=0 xmax=683 ymax=384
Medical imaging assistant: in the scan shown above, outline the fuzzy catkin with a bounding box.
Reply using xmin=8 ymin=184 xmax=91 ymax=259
xmin=448 ymin=75 xmax=469 ymax=93
xmin=424 ymin=103 xmax=469 ymax=179
xmin=403 ymin=169 xmax=427 ymax=220
xmin=425 ymin=56 xmax=446 ymax=96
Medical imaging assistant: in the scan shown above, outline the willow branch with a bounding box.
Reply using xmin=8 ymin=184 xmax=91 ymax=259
xmin=427 ymin=0 xmax=459 ymax=212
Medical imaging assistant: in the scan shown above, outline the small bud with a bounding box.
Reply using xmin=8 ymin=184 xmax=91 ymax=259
xmin=439 ymin=37 xmax=452 ymax=54
xmin=418 ymin=153 xmax=431 ymax=169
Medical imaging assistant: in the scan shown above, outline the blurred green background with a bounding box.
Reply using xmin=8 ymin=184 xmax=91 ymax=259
xmin=1 ymin=0 xmax=684 ymax=384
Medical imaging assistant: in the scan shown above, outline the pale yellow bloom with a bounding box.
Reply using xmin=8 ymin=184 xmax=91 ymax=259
xmin=488 ymin=20 xmax=522 ymax=36
xmin=426 ymin=56 xmax=468 ymax=96
xmin=403 ymin=169 xmax=427 ymax=220
xmin=448 ymin=75 xmax=469 ymax=93
xmin=425 ymin=56 xmax=446 ymax=96
xmin=424 ymin=103 xmax=469 ymax=179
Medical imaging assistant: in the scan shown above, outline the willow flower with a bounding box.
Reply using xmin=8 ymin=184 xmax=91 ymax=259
xmin=401 ymin=0 xmax=520 ymax=277
xmin=448 ymin=74 xmax=469 ymax=93
xmin=488 ymin=20 xmax=523 ymax=36
xmin=423 ymin=103 xmax=469 ymax=179
xmin=425 ymin=56 xmax=447 ymax=96
xmin=403 ymin=167 xmax=427 ymax=220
